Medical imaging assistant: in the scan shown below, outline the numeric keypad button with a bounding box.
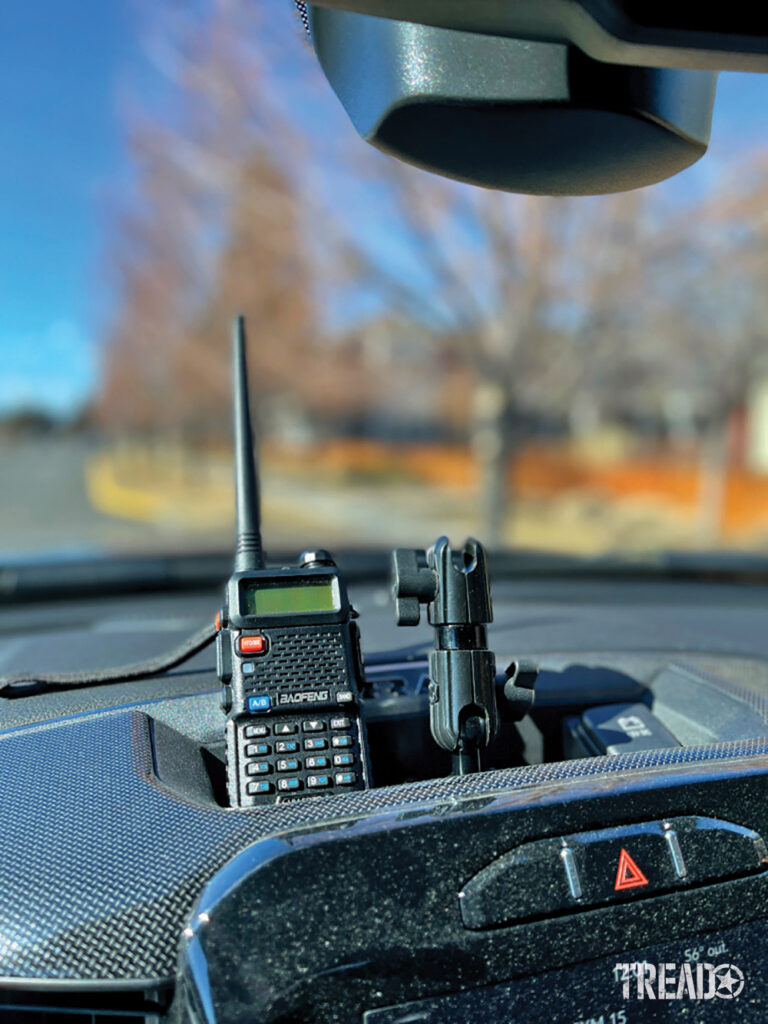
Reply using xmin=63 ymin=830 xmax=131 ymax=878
xmin=275 ymin=740 xmax=299 ymax=754
xmin=305 ymin=756 xmax=330 ymax=769
xmin=307 ymin=774 xmax=332 ymax=789
xmin=277 ymin=777 xmax=302 ymax=793
xmin=246 ymin=780 xmax=273 ymax=795
xmin=245 ymin=742 xmax=269 ymax=757
xmin=304 ymin=738 xmax=328 ymax=751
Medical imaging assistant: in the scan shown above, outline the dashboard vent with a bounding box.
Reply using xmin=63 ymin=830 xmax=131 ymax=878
xmin=0 ymin=988 xmax=167 ymax=1023
xmin=0 ymin=1012 xmax=155 ymax=1024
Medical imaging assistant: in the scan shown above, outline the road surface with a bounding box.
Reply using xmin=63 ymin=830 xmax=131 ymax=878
xmin=0 ymin=436 xmax=475 ymax=560
xmin=0 ymin=437 xmax=204 ymax=558
xmin=0 ymin=435 xmax=701 ymax=561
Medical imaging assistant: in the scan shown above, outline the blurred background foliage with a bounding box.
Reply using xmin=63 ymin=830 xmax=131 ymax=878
xmin=5 ymin=0 xmax=768 ymax=557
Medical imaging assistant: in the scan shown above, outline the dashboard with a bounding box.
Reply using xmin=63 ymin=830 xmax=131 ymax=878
xmin=3 ymin=570 xmax=768 ymax=1022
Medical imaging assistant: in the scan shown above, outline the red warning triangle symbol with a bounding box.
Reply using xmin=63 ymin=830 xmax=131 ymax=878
xmin=614 ymin=848 xmax=649 ymax=891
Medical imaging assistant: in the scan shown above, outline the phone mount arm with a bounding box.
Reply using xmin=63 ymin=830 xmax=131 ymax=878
xmin=392 ymin=537 xmax=500 ymax=775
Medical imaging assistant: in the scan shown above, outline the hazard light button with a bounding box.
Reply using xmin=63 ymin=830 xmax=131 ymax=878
xmin=571 ymin=823 xmax=681 ymax=905
xmin=459 ymin=817 xmax=767 ymax=930
xmin=615 ymin=847 xmax=648 ymax=890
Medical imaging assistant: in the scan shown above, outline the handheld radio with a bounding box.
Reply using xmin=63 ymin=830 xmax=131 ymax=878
xmin=216 ymin=317 xmax=371 ymax=807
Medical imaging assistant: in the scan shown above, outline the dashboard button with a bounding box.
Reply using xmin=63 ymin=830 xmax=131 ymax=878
xmin=669 ymin=816 xmax=768 ymax=883
xmin=571 ymin=822 xmax=680 ymax=903
xmin=460 ymin=838 xmax=572 ymax=929
xmin=460 ymin=817 xmax=768 ymax=930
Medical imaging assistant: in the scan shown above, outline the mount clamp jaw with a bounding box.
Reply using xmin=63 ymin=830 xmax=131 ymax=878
xmin=392 ymin=537 xmax=500 ymax=775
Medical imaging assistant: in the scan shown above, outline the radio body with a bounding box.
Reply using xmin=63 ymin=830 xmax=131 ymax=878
xmin=218 ymin=557 xmax=371 ymax=807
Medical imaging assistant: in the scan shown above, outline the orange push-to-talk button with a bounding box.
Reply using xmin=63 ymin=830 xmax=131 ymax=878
xmin=238 ymin=635 xmax=267 ymax=655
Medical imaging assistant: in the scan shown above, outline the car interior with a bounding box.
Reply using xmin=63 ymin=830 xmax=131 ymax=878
xmin=3 ymin=2 xmax=768 ymax=1022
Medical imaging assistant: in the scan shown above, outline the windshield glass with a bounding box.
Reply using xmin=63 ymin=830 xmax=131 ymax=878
xmin=4 ymin=1 xmax=768 ymax=562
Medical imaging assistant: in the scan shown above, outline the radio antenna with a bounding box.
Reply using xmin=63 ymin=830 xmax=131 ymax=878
xmin=232 ymin=314 xmax=265 ymax=571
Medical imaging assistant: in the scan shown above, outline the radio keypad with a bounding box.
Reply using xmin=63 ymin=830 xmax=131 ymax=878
xmin=307 ymin=774 xmax=332 ymax=789
xmin=245 ymin=742 xmax=270 ymax=757
xmin=304 ymin=738 xmax=327 ymax=751
xmin=277 ymin=778 xmax=302 ymax=793
xmin=246 ymin=780 xmax=273 ymax=795
xmin=275 ymin=740 xmax=299 ymax=754
xmin=244 ymin=723 xmax=269 ymax=739
xmin=305 ymin=755 xmax=330 ymax=769
xmin=239 ymin=714 xmax=362 ymax=803
xmin=274 ymin=723 xmax=298 ymax=736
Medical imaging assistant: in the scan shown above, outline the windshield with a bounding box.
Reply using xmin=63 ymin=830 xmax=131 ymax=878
xmin=4 ymin=1 xmax=768 ymax=563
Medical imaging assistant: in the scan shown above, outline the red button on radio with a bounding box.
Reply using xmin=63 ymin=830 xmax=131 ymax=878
xmin=238 ymin=635 xmax=267 ymax=655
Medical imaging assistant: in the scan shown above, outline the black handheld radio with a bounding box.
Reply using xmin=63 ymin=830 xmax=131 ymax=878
xmin=216 ymin=317 xmax=371 ymax=807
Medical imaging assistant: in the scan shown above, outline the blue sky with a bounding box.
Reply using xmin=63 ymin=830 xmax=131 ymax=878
xmin=0 ymin=2 xmax=139 ymax=416
xmin=1 ymin=3 xmax=768 ymax=417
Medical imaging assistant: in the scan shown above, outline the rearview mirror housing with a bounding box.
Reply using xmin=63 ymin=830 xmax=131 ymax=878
xmin=309 ymin=7 xmax=717 ymax=195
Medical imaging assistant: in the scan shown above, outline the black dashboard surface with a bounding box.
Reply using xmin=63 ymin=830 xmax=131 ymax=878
xmin=5 ymin=577 xmax=768 ymax=728
xmin=3 ymin=574 xmax=768 ymax=1020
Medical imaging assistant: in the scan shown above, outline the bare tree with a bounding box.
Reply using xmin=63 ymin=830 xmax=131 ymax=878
xmin=97 ymin=0 xmax=316 ymax=438
xmin=308 ymin=150 xmax=659 ymax=544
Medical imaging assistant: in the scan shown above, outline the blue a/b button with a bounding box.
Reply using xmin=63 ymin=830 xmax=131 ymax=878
xmin=247 ymin=695 xmax=271 ymax=712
